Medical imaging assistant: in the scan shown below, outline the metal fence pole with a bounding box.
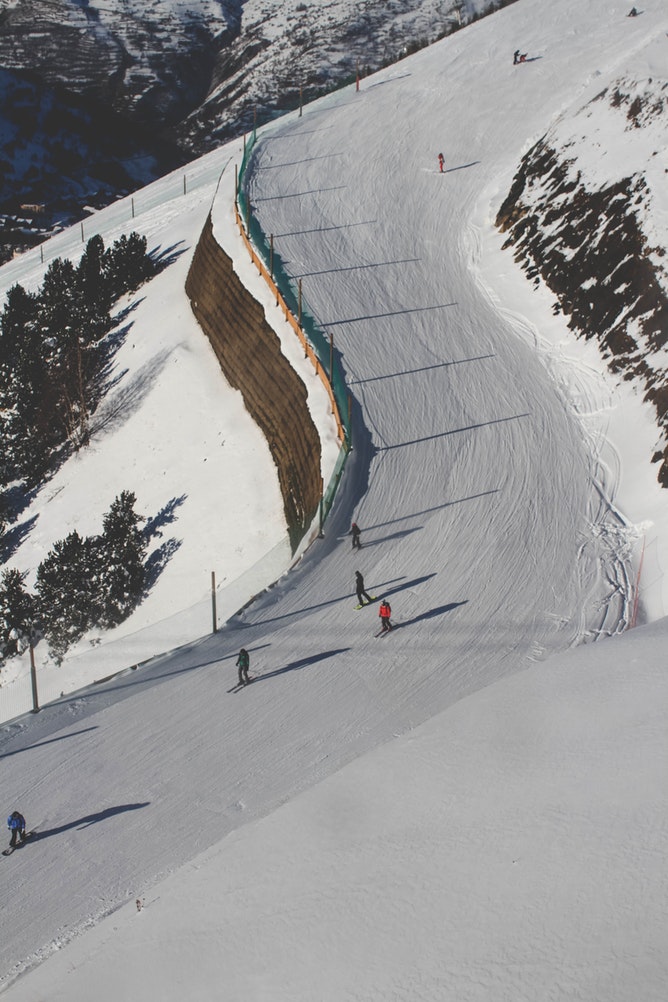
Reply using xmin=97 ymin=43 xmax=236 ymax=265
xmin=211 ymin=571 xmax=217 ymax=633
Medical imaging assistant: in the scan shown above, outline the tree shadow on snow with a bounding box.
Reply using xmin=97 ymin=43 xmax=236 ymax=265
xmin=143 ymin=537 xmax=183 ymax=593
xmin=150 ymin=240 xmax=188 ymax=272
xmin=88 ymin=346 xmax=176 ymax=439
xmin=142 ymin=495 xmax=187 ymax=591
xmin=0 ymin=514 xmax=39 ymax=562
xmin=144 ymin=494 xmax=187 ymax=541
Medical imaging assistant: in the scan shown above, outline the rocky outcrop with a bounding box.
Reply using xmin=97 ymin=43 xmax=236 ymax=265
xmin=496 ymin=80 xmax=668 ymax=485
xmin=185 ymin=214 xmax=322 ymax=551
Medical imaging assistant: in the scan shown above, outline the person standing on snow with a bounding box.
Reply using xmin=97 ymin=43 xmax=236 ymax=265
xmin=378 ymin=600 xmax=393 ymax=632
xmin=351 ymin=522 xmax=362 ymax=549
xmin=438 ymin=152 xmax=445 ymax=173
xmin=7 ymin=811 xmax=26 ymax=848
xmin=355 ymin=571 xmax=373 ymax=606
xmin=236 ymin=648 xmax=250 ymax=686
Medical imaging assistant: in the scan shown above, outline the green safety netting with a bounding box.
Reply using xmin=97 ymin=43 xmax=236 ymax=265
xmin=237 ymin=128 xmax=351 ymax=534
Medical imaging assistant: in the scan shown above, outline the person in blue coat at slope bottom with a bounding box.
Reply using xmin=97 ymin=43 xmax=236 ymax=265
xmin=7 ymin=810 xmax=26 ymax=848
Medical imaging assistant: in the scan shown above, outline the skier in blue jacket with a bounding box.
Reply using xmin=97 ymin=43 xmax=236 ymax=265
xmin=7 ymin=811 xmax=26 ymax=848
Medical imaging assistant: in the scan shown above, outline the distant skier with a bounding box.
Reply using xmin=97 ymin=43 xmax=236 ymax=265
xmin=355 ymin=571 xmax=373 ymax=606
xmin=351 ymin=522 xmax=362 ymax=550
xmin=236 ymin=648 xmax=250 ymax=686
xmin=378 ymin=600 xmax=393 ymax=632
xmin=513 ymin=49 xmax=520 ymax=64
xmin=438 ymin=152 xmax=445 ymax=173
xmin=627 ymin=6 xmax=639 ymax=15
xmin=7 ymin=811 xmax=26 ymax=848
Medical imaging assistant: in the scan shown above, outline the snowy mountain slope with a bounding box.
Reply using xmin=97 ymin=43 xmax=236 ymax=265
xmin=0 ymin=0 xmax=233 ymax=118
xmin=6 ymin=616 xmax=668 ymax=1002
xmin=0 ymin=0 xmax=491 ymax=255
xmin=178 ymin=0 xmax=488 ymax=147
xmin=0 ymin=0 xmax=487 ymax=135
xmin=0 ymin=143 xmax=341 ymax=713
xmin=1 ymin=0 xmax=667 ymax=996
xmin=496 ymin=29 xmax=668 ymax=481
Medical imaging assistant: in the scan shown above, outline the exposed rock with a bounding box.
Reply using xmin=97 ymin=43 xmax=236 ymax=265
xmin=496 ymin=79 xmax=668 ymax=484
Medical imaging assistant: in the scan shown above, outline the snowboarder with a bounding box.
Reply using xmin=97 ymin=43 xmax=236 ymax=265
xmin=513 ymin=49 xmax=520 ymax=64
xmin=438 ymin=152 xmax=445 ymax=173
xmin=627 ymin=7 xmax=639 ymax=16
xmin=236 ymin=648 xmax=250 ymax=686
xmin=355 ymin=571 xmax=373 ymax=606
xmin=378 ymin=600 xmax=393 ymax=632
xmin=351 ymin=522 xmax=362 ymax=549
xmin=7 ymin=811 xmax=26 ymax=848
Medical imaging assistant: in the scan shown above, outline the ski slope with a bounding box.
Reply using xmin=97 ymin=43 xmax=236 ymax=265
xmin=1 ymin=0 xmax=667 ymax=998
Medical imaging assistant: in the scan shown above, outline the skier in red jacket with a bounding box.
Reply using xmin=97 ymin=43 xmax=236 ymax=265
xmin=378 ymin=600 xmax=393 ymax=632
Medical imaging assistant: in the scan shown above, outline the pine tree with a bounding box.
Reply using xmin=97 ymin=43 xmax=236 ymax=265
xmin=39 ymin=257 xmax=93 ymax=449
xmin=36 ymin=530 xmax=98 ymax=663
xmin=103 ymin=232 xmax=155 ymax=299
xmin=96 ymin=491 xmax=147 ymax=628
xmin=76 ymin=235 xmax=113 ymax=344
xmin=0 ymin=492 xmax=8 ymax=538
xmin=0 ymin=568 xmax=36 ymax=665
xmin=0 ymin=283 xmax=53 ymax=481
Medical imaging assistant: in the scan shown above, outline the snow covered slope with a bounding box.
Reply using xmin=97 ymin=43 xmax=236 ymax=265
xmin=6 ymin=617 xmax=668 ymax=1002
xmin=0 ymin=0 xmax=667 ymax=998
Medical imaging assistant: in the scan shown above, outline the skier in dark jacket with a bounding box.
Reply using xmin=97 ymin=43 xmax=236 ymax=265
xmin=236 ymin=648 xmax=250 ymax=686
xmin=355 ymin=571 xmax=373 ymax=606
xmin=351 ymin=522 xmax=362 ymax=549
xmin=7 ymin=811 xmax=26 ymax=848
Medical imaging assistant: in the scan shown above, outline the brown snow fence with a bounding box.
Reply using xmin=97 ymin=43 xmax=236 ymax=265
xmin=185 ymin=212 xmax=324 ymax=553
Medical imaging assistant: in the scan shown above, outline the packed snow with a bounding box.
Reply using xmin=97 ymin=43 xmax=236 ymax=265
xmin=1 ymin=0 xmax=667 ymax=999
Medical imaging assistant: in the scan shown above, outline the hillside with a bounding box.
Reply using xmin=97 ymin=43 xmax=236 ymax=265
xmin=496 ymin=38 xmax=668 ymax=482
xmin=0 ymin=0 xmax=493 ymax=260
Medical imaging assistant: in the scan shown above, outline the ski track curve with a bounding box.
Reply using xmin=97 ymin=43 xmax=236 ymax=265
xmin=0 ymin=0 xmax=648 ymax=985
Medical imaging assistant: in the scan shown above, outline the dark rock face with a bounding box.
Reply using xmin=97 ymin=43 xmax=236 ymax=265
xmin=496 ymin=83 xmax=668 ymax=485
xmin=0 ymin=67 xmax=186 ymax=261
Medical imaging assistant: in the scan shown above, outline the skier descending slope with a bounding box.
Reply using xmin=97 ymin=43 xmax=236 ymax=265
xmin=377 ymin=600 xmax=393 ymax=634
xmin=236 ymin=648 xmax=251 ymax=686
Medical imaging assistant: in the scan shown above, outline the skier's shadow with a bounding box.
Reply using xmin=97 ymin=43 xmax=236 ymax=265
xmin=362 ymin=526 xmax=422 ymax=547
xmin=32 ymin=803 xmax=150 ymax=840
xmin=393 ymin=600 xmax=468 ymax=630
xmin=379 ymin=573 xmax=437 ymax=599
xmin=443 ymin=160 xmax=480 ymax=173
xmin=252 ymin=647 xmax=351 ymax=684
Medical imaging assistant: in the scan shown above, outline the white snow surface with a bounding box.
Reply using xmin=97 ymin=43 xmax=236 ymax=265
xmin=1 ymin=0 xmax=668 ymax=998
